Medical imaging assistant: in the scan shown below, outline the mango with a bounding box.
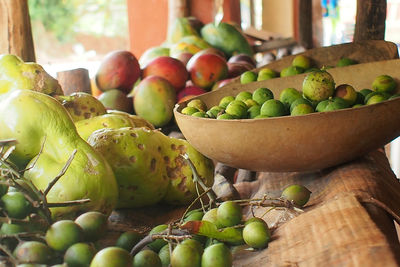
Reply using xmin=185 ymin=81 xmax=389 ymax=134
xmin=167 ymin=17 xmax=199 ymax=44
xmin=134 ymin=76 xmax=177 ymax=127
xmin=0 ymin=90 xmax=118 ymax=219
xmin=95 ymin=50 xmax=141 ymax=94
xmin=87 ymin=127 xmax=214 ymax=207
xmin=139 ymin=46 xmax=170 ymax=68
xmin=201 ymin=22 xmax=253 ymax=57
xmin=0 ymin=54 xmax=62 ymax=96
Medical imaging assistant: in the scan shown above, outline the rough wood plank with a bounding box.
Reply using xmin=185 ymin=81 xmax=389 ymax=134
xmin=0 ymin=0 xmax=35 ymax=62
xmin=354 ymin=0 xmax=386 ymax=41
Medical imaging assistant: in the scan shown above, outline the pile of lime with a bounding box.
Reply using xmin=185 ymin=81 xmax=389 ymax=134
xmin=181 ymin=71 xmax=399 ymax=120
xmin=239 ymin=55 xmax=357 ymax=84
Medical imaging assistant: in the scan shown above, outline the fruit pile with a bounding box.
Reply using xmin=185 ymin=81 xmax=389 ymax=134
xmin=239 ymin=54 xmax=357 ymax=84
xmin=92 ymin=16 xmax=256 ymax=128
xmin=180 ymin=70 xmax=399 ymax=120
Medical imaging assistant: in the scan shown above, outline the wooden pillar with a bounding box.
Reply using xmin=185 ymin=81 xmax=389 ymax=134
xmin=0 ymin=0 xmax=35 ymax=62
xmin=294 ymin=0 xmax=313 ymax=49
xmin=354 ymin=0 xmax=386 ymax=41
xmin=168 ymin=0 xmax=188 ymax=27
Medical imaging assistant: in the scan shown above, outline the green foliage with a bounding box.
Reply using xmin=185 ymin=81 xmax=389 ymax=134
xmin=28 ymin=0 xmax=128 ymax=42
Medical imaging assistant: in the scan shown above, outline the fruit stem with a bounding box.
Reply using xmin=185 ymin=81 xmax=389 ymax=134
xmin=179 ymin=188 xmax=212 ymax=225
xmin=43 ymin=149 xmax=77 ymax=196
xmin=180 ymin=154 xmax=217 ymax=205
xmin=130 ymin=228 xmax=191 ymax=255
xmin=0 ymin=244 xmax=17 ymax=266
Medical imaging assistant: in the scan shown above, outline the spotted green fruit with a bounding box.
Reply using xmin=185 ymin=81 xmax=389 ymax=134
xmin=371 ymin=74 xmax=397 ymax=94
xmin=302 ymin=70 xmax=335 ymax=102
xmin=242 ymin=221 xmax=271 ymax=249
xmin=281 ymin=184 xmax=311 ymax=207
xmin=14 ymin=241 xmax=53 ymax=264
xmin=260 ymin=99 xmax=287 ymax=117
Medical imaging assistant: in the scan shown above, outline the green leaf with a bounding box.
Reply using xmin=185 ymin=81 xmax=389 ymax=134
xmin=181 ymin=220 xmax=244 ymax=245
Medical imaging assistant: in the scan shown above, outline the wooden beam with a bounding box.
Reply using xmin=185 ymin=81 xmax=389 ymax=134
xmin=354 ymin=0 xmax=386 ymax=41
xmin=296 ymin=0 xmax=313 ymax=49
xmin=0 ymin=0 xmax=35 ymax=62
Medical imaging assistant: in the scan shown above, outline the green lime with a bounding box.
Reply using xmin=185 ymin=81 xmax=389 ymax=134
xmin=290 ymin=98 xmax=313 ymax=113
xmin=1 ymin=191 xmax=32 ymax=219
xmin=206 ymin=106 xmax=224 ymax=118
xmin=45 ymin=220 xmax=83 ymax=252
xmin=257 ymin=68 xmax=277 ymax=81
xmin=235 ymin=91 xmax=252 ymax=102
xmin=252 ymin=87 xmax=274 ymax=105
xmin=225 ymin=103 xmax=247 ymax=119
xmin=242 ymin=221 xmax=271 ymax=249
xmin=244 ymin=99 xmax=258 ymax=108
xmin=254 ymin=114 xmax=269 ymax=119
xmin=158 ymin=244 xmax=170 ymax=267
xmin=181 ymin=239 xmax=204 ymax=255
xmin=148 ymin=224 xmax=168 ymax=252
xmin=247 ymin=104 xmax=261 ymax=119
xmin=372 ymin=74 xmax=397 ymax=94
xmin=201 ymin=243 xmax=232 ymax=267
xmin=389 ymin=93 xmax=400 ymax=100
xmin=240 ymin=71 xmax=257 ymax=84
xmin=281 ymin=184 xmax=311 ymax=207
xmin=171 ymin=243 xmax=201 ymax=267
xmin=260 ymin=99 xmax=287 ymax=117
xmin=219 ymin=96 xmax=235 ymax=109
xmin=354 ymin=92 xmax=365 ymax=105
xmin=352 ymin=104 xmax=364 ymax=108
xmin=187 ymin=99 xmax=207 ymax=111
xmin=181 ymin=106 xmax=199 ymax=115
xmin=115 ymin=230 xmax=143 ymax=251
xmin=279 ymin=87 xmax=303 ymax=109
xmin=366 ymin=93 xmax=387 ymax=105
xmin=216 ymin=113 xmax=236 ymax=120
xmin=192 ymin=111 xmax=208 ymax=118
xmin=292 ymin=55 xmax=311 ymax=69
xmin=216 ymin=201 xmax=242 ymax=227
xmin=183 ymin=210 xmax=204 ymax=222
xmin=133 ymin=249 xmax=162 ymax=267
xmin=64 ymin=242 xmax=96 ymax=267
xmin=202 ymin=208 xmax=221 ymax=228
xmin=280 ymin=66 xmax=304 ymax=77
xmin=336 ymin=57 xmax=357 ymax=67
xmin=74 ymin=211 xmax=108 ymax=242
xmin=359 ymin=88 xmax=373 ymax=98
xmin=291 ymin=103 xmax=314 ymax=116
xmin=90 ymin=247 xmax=132 ymax=267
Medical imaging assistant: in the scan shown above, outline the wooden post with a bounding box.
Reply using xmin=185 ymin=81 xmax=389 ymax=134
xmin=354 ymin=0 xmax=386 ymax=41
xmin=168 ymin=0 xmax=188 ymax=27
xmin=57 ymin=68 xmax=92 ymax=96
xmin=295 ymin=0 xmax=313 ymax=49
xmin=0 ymin=0 xmax=35 ymax=62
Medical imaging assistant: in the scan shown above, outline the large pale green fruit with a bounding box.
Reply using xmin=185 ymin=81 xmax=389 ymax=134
xmin=0 ymin=54 xmax=63 ymax=96
xmin=87 ymin=127 xmax=214 ymax=207
xmin=133 ymin=76 xmax=176 ymax=127
xmin=0 ymin=90 xmax=118 ymax=219
xmin=75 ymin=112 xmax=154 ymax=141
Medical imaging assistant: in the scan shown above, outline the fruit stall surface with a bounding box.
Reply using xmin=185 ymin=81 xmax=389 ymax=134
xmin=1 ymin=0 xmax=400 ymax=266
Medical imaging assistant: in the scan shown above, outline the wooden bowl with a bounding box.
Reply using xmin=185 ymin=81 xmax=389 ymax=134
xmin=174 ymin=59 xmax=400 ymax=172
